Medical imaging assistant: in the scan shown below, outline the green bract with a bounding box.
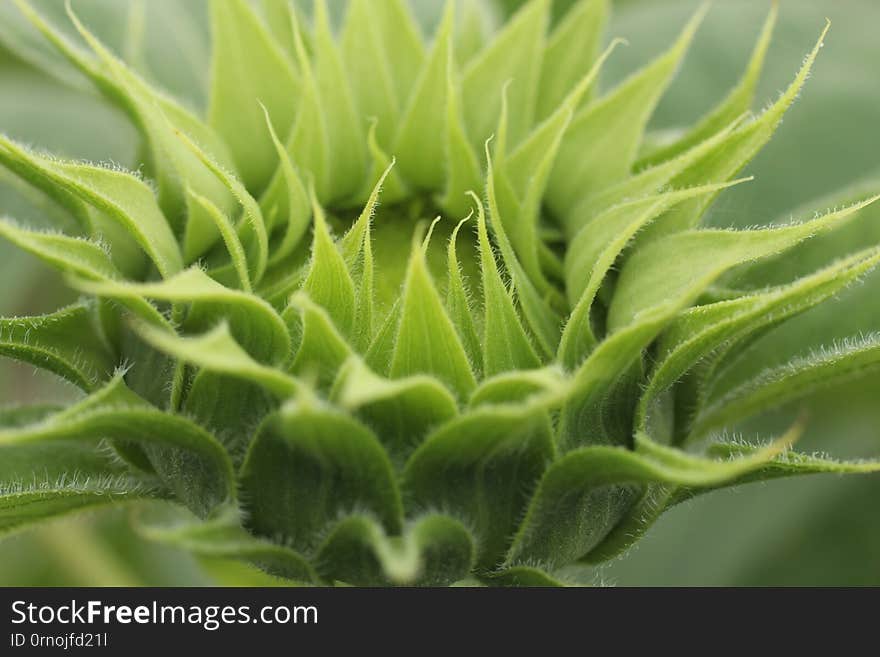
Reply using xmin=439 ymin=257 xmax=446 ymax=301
xmin=0 ymin=0 xmax=878 ymax=586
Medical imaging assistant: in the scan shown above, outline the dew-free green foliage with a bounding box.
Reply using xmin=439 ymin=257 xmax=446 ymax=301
xmin=0 ymin=0 xmax=878 ymax=586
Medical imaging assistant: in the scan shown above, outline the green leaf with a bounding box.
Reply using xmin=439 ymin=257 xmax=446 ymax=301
xmin=692 ymin=334 xmax=880 ymax=439
xmin=445 ymin=215 xmax=483 ymax=373
xmin=440 ymin=64 xmax=483 ymax=217
xmin=136 ymin=504 xmax=317 ymax=583
xmin=469 ymin=366 xmax=567 ymax=408
xmin=639 ymin=247 xmax=880 ymax=439
xmin=0 ymin=404 xmax=157 ymax=536
xmin=506 ymin=429 xmax=793 ymax=569
xmin=182 ymin=373 xmax=275 ymax=467
xmin=607 ymin=195 xmax=880 ymax=332
xmin=0 ymin=302 xmax=116 ymax=391
xmin=0 ymin=375 xmax=235 ymax=517
xmin=403 ymin=401 xmax=555 ymax=568
xmin=645 ymin=20 xmax=831 ymax=237
xmin=339 ymin=162 xmax=395 ymax=350
xmin=341 ymin=0 xmax=425 ymax=148
xmin=314 ymin=513 xmax=475 ymax=587
xmin=70 ymin=267 xmax=290 ymax=364
xmin=257 ymin=10 xmax=329 ymax=204
xmin=287 ymin=292 xmax=353 ymax=387
xmin=535 ymin=0 xmax=607 ymax=122
xmin=592 ymin=439 xmax=880 ymax=563
xmin=302 ymin=189 xmax=357 ymax=338
xmin=453 ymin=0 xmax=491 ymax=68
xmin=393 ymin=1 xmax=454 ymax=190
xmin=0 ymin=218 xmax=116 ymax=279
xmin=187 ymin=189 xmax=251 ymax=292
xmin=240 ymin=393 xmax=403 ymax=551
xmin=135 ymin=322 xmax=299 ymax=399
xmin=0 ymin=135 xmax=143 ymax=278
xmin=332 ymin=356 xmax=458 ymax=462
xmin=636 ymin=2 xmax=777 ymax=168
xmin=559 ymin=180 xmax=748 ymax=368
xmin=462 ymin=0 xmax=548 ymax=149
xmin=484 ymin=154 xmax=564 ymax=356
xmin=696 ymin=441 xmax=880 ymax=489
xmin=32 ymin=1 xmax=238 ymax=258
xmin=309 ymin=0 xmax=366 ymax=201
xmin=261 ymin=105 xmax=311 ymax=266
xmin=208 ymin=0 xmax=299 ymax=193
xmin=0 ymin=219 xmax=168 ymax=327
xmin=390 ymin=228 xmax=477 ymax=399
xmin=175 ymin=129 xmax=269 ymax=285
xmin=473 ymin=194 xmax=541 ymax=376
xmin=559 ymin=305 xmax=680 ymax=450
xmin=547 ymin=6 xmax=706 ymax=220
xmin=0 ymin=475 xmax=156 ymax=538
xmin=364 ymin=299 xmax=401 ymax=376
xmin=0 ymin=135 xmax=182 ymax=278
xmin=350 ymin=218 xmax=375 ymax=352
xmin=572 ymin=114 xmax=744 ymax=226
xmin=494 ymin=38 xmax=617 ymax=295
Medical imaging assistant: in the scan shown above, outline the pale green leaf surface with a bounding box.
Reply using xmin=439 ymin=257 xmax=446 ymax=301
xmin=0 ymin=220 xmax=167 ymax=327
xmin=0 ymin=135 xmax=181 ymax=278
xmin=492 ymin=39 xmax=618 ymax=299
xmin=332 ymin=357 xmax=458 ymax=462
xmin=136 ymin=504 xmax=317 ymax=583
xmin=559 ymin=180 xmax=746 ymax=368
xmin=441 ymin=68 xmax=483 ymax=217
xmin=302 ymin=190 xmax=356 ymax=337
xmin=261 ymin=105 xmax=310 ymax=265
xmin=559 ymin=305 xmax=679 ymax=450
xmin=474 ymin=194 xmax=541 ymax=376
xmin=462 ymin=0 xmax=548 ymax=149
xmin=0 ymin=403 xmax=157 ymax=536
xmin=403 ymin=400 xmax=554 ymax=568
xmin=547 ymin=6 xmax=705 ymax=220
xmin=45 ymin=2 xmax=238 ymax=258
xmin=469 ymin=366 xmax=567 ymax=408
xmin=314 ymin=513 xmax=475 ymax=587
xmin=608 ymin=196 xmax=880 ymax=332
xmin=287 ymin=291 xmax=353 ymax=387
xmin=571 ymin=115 xmax=744 ymax=228
xmin=393 ymin=2 xmax=454 ymax=190
xmin=240 ymin=394 xmax=403 ymax=551
xmin=390 ymin=231 xmax=477 ymax=399
xmin=187 ymin=188 xmax=251 ymax=292
xmin=175 ymin=129 xmax=269 ymax=284
xmin=639 ymin=247 xmax=880 ymax=437
xmin=484 ymin=167 xmax=563 ymax=355
xmin=208 ymin=0 xmax=299 ymax=193
xmin=506 ymin=429 xmax=793 ymax=569
xmin=364 ymin=299 xmax=401 ymax=376
xmin=645 ymin=20 xmax=830 ymax=237
xmin=535 ymin=0 xmax=607 ymax=121
xmin=0 ymin=302 xmax=115 ymax=391
xmin=445 ymin=215 xmax=483 ymax=373
xmin=135 ymin=322 xmax=298 ymax=399
xmin=70 ymin=268 xmax=289 ymax=363
xmin=636 ymin=2 xmax=777 ymax=168
xmin=341 ymin=0 xmax=425 ymax=148
xmin=310 ymin=0 xmax=365 ymax=201
xmin=0 ymin=376 xmax=234 ymax=517
xmin=693 ymin=334 xmax=880 ymax=439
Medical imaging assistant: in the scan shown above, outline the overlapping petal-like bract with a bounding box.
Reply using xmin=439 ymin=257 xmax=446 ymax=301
xmin=0 ymin=0 xmax=878 ymax=585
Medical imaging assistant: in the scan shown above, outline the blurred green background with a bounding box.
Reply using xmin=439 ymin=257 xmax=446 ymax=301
xmin=0 ymin=0 xmax=877 ymax=586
